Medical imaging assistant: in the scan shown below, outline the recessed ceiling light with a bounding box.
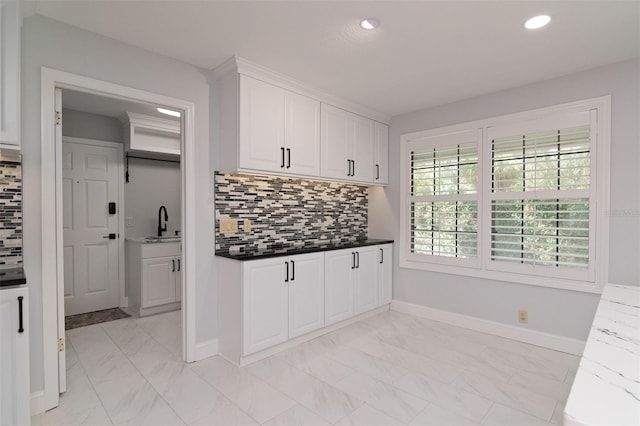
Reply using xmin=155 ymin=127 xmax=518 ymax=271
xmin=360 ymin=18 xmax=380 ymax=30
xmin=157 ymin=107 xmax=181 ymax=117
xmin=525 ymin=15 xmax=551 ymax=30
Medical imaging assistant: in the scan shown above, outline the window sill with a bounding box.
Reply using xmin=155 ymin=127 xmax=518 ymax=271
xmin=399 ymin=258 xmax=602 ymax=294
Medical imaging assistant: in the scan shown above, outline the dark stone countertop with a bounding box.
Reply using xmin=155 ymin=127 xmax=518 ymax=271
xmin=0 ymin=267 xmax=27 ymax=287
xmin=216 ymin=239 xmax=394 ymax=261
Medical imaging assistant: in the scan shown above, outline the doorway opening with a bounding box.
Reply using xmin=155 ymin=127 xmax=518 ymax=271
xmin=41 ymin=68 xmax=197 ymax=411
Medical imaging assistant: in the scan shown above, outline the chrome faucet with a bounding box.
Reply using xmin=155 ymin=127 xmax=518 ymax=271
xmin=158 ymin=206 xmax=168 ymax=237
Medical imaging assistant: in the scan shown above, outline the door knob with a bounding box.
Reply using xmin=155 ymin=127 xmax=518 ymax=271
xmin=102 ymin=233 xmax=116 ymax=240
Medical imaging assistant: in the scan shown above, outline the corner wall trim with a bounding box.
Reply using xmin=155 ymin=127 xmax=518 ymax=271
xmin=31 ymin=390 xmax=46 ymax=416
xmin=193 ymin=339 xmax=219 ymax=361
xmin=391 ymin=300 xmax=586 ymax=355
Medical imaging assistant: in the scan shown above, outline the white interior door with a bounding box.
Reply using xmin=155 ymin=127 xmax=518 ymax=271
xmin=63 ymin=140 xmax=121 ymax=316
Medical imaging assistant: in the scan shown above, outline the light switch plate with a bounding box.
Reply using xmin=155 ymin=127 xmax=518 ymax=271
xmin=219 ymin=218 xmax=237 ymax=234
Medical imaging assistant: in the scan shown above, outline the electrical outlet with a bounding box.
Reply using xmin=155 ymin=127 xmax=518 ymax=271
xmin=518 ymin=309 xmax=529 ymax=324
xmin=243 ymin=219 xmax=251 ymax=232
xmin=219 ymin=218 xmax=238 ymax=234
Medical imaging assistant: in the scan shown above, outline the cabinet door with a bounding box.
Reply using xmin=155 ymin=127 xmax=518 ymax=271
xmin=0 ymin=0 xmax=20 ymax=147
xmin=288 ymin=253 xmax=324 ymax=338
xmin=352 ymin=115 xmax=375 ymax=183
xmin=284 ymin=91 xmax=320 ymax=176
xmin=175 ymin=256 xmax=182 ymax=302
xmin=354 ymin=247 xmax=378 ymax=314
xmin=321 ymin=104 xmax=351 ymax=180
xmin=239 ymin=76 xmax=285 ymax=173
xmin=378 ymin=245 xmax=393 ymax=305
xmin=142 ymin=256 xmax=177 ymax=308
xmin=0 ymin=287 xmax=29 ymax=426
xmin=324 ymin=249 xmax=355 ymax=325
xmin=243 ymin=258 xmax=288 ymax=355
xmin=374 ymin=122 xmax=389 ymax=185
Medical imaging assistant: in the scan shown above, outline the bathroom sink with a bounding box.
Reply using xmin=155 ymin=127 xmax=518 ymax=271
xmin=144 ymin=236 xmax=181 ymax=243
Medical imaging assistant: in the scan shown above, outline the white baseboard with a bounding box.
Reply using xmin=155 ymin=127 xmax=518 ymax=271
xmin=30 ymin=390 xmax=46 ymax=416
xmin=391 ymin=300 xmax=585 ymax=355
xmin=193 ymin=338 xmax=219 ymax=361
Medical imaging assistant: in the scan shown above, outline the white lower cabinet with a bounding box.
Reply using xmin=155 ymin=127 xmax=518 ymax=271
xmin=324 ymin=250 xmax=354 ymax=325
xmin=378 ymin=244 xmax=393 ymax=304
xmin=126 ymin=241 xmax=181 ymax=317
xmin=325 ymin=246 xmax=381 ymax=326
xmin=0 ymin=286 xmax=30 ymax=426
xmin=243 ymin=252 xmax=324 ymax=355
xmin=219 ymin=243 xmax=392 ymax=364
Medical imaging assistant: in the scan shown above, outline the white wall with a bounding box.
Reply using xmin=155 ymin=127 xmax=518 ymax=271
xmin=124 ymin=157 xmax=181 ymax=238
xmin=22 ymin=15 xmax=216 ymax=393
xmin=61 ymin=108 xmax=123 ymax=143
xmin=370 ymin=58 xmax=640 ymax=341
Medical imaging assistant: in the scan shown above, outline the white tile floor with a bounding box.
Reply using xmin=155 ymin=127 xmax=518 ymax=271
xmin=32 ymin=309 xmax=579 ymax=426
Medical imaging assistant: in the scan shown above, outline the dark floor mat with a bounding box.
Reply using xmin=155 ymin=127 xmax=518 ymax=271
xmin=65 ymin=308 xmax=130 ymax=330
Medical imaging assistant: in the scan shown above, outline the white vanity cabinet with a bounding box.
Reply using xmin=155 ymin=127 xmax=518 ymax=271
xmin=0 ymin=286 xmax=30 ymax=426
xmin=320 ymin=104 xmax=376 ymax=183
xmin=126 ymin=240 xmax=181 ymax=317
xmin=0 ymin=0 xmax=21 ymax=148
xmin=226 ymin=74 xmax=321 ymax=177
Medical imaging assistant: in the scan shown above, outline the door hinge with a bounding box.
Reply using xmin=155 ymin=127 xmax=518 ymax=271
xmin=58 ymin=337 xmax=65 ymax=352
xmin=55 ymin=111 xmax=62 ymax=126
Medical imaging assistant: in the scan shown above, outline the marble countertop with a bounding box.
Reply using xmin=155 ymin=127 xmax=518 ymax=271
xmin=564 ymin=283 xmax=640 ymax=426
xmin=216 ymin=239 xmax=394 ymax=261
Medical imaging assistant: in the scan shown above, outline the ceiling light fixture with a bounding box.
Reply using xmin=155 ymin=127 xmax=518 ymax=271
xmin=525 ymin=15 xmax=551 ymax=30
xmin=157 ymin=107 xmax=181 ymax=117
xmin=360 ymin=18 xmax=380 ymax=30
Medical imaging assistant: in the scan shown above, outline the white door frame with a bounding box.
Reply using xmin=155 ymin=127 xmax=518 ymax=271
xmin=62 ymin=136 xmax=126 ymax=311
xmin=40 ymin=67 xmax=197 ymax=410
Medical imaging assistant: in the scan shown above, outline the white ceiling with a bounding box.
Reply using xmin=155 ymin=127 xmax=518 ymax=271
xmin=62 ymin=89 xmax=181 ymax=121
xmin=28 ymin=1 xmax=640 ymax=117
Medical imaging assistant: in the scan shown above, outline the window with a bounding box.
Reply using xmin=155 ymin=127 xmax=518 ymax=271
xmin=400 ymin=98 xmax=609 ymax=292
xmin=407 ymin=130 xmax=481 ymax=267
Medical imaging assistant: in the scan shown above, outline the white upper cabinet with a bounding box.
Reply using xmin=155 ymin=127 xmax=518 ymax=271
xmin=238 ymin=75 xmax=320 ymax=177
xmin=284 ymin=90 xmax=321 ymax=176
xmin=213 ymin=57 xmax=389 ymax=185
xmin=0 ymin=0 xmax=21 ymax=148
xmin=352 ymin=114 xmax=375 ymax=182
xmin=320 ymin=104 xmax=351 ymax=180
xmin=121 ymin=112 xmax=181 ymax=157
xmin=321 ymin=104 xmax=378 ymax=184
xmin=239 ymin=76 xmax=285 ymax=172
xmin=374 ymin=122 xmax=389 ymax=184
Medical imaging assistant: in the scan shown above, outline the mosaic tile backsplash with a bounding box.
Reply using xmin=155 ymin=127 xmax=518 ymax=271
xmin=215 ymin=173 xmax=368 ymax=252
xmin=0 ymin=160 xmax=22 ymax=267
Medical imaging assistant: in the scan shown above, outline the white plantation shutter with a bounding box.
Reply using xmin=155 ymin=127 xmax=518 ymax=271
xmin=486 ymin=112 xmax=596 ymax=281
xmin=407 ymin=130 xmax=481 ymax=265
xmin=400 ymin=99 xmax=607 ymax=290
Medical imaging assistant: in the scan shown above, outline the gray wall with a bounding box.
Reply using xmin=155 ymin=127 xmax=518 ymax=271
xmin=22 ymin=15 xmax=215 ymax=393
xmin=125 ymin=158 xmax=181 ymax=238
xmin=61 ymin=108 xmax=123 ymax=143
xmin=370 ymin=58 xmax=640 ymax=341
